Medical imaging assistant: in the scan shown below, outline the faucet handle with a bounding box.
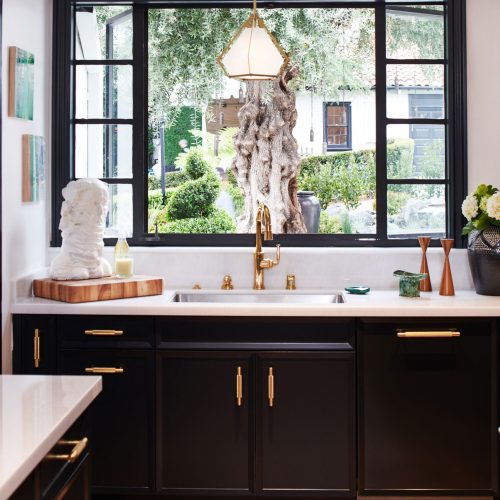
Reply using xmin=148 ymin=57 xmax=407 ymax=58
xmin=221 ymin=275 xmax=234 ymax=290
xmin=272 ymin=244 xmax=281 ymax=266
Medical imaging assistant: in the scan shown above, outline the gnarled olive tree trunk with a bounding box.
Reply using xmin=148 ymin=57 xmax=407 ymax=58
xmin=232 ymin=65 xmax=307 ymax=234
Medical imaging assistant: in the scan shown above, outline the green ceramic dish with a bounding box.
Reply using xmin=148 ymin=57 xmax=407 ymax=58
xmin=345 ymin=286 xmax=370 ymax=295
xmin=393 ymin=270 xmax=428 ymax=298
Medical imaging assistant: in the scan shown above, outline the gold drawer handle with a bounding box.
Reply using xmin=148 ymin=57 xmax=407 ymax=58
xmin=34 ymin=329 xmax=40 ymax=368
xmin=236 ymin=366 xmax=243 ymax=406
xmin=268 ymin=367 xmax=274 ymax=408
xmin=85 ymin=367 xmax=124 ymax=374
xmin=397 ymin=330 xmax=460 ymax=338
xmin=84 ymin=329 xmax=123 ymax=336
xmin=46 ymin=437 xmax=88 ymax=463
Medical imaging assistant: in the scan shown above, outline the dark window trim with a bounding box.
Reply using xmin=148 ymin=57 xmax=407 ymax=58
xmin=324 ymin=101 xmax=352 ymax=152
xmin=52 ymin=0 xmax=466 ymax=248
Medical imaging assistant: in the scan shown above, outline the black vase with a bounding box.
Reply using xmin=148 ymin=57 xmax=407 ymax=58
xmin=468 ymin=228 xmax=500 ymax=296
xmin=297 ymin=191 xmax=321 ymax=234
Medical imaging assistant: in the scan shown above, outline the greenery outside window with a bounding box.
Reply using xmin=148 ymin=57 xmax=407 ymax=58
xmin=52 ymin=0 xmax=467 ymax=247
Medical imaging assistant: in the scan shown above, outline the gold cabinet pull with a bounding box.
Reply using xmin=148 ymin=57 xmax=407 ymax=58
xmin=84 ymin=329 xmax=123 ymax=336
xmin=236 ymin=366 xmax=243 ymax=406
xmin=85 ymin=367 xmax=124 ymax=374
xmin=268 ymin=367 xmax=274 ymax=408
xmin=397 ymin=330 xmax=460 ymax=338
xmin=33 ymin=329 xmax=40 ymax=368
xmin=46 ymin=437 xmax=88 ymax=463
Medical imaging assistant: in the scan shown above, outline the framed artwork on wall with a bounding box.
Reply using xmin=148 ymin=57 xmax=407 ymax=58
xmin=8 ymin=46 xmax=34 ymax=120
xmin=22 ymin=134 xmax=45 ymax=202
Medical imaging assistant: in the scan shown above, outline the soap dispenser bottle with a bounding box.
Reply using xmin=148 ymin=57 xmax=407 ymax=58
xmin=114 ymin=233 xmax=133 ymax=278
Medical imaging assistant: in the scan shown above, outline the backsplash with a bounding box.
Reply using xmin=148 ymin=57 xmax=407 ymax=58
xmin=41 ymin=247 xmax=474 ymax=292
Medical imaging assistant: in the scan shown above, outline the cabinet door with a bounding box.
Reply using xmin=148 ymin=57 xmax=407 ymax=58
xmin=13 ymin=315 xmax=57 ymax=374
xmin=257 ymin=352 xmax=356 ymax=496
xmin=158 ymin=351 xmax=251 ymax=494
xmin=58 ymin=350 xmax=154 ymax=493
xmin=359 ymin=318 xmax=497 ymax=494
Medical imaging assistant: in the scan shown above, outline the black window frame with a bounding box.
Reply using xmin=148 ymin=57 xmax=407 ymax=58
xmin=52 ymin=0 xmax=467 ymax=248
xmin=324 ymin=101 xmax=352 ymax=152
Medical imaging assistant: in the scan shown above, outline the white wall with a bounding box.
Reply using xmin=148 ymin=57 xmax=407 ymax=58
xmin=2 ymin=0 xmax=52 ymax=372
xmin=467 ymin=0 xmax=500 ymax=190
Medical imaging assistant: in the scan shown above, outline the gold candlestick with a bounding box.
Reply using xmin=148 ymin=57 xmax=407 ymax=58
xmin=439 ymin=238 xmax=455 ymax=296
xmin=418 ymin=236 xmax=432 ymax=292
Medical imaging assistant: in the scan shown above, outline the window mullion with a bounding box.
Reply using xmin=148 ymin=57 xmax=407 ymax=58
xmin=132 ymin=5 xmax=147 ymax=242
xmin=375 ymin=3 xmax=388 ymax=241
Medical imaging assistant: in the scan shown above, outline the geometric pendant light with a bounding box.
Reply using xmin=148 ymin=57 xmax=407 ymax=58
xmin=216 ymin=0 xmax=289 ymax=81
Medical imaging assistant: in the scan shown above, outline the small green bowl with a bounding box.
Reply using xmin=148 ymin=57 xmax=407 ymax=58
xmin=393 ymin=270 xmax=428 ymax=298
xmin=345 ymin=286 xmax=370 ymax=295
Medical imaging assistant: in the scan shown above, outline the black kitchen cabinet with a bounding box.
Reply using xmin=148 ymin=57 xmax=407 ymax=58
xmin=58 ymin=349 xmax=155 ymax=494
xmin=11 ymin=412 xmax=91 ymax=500
xmin=157 ymin=351 xmax=252 ymax=494
xmin=257 ymin=352 xmax=355 ymax=496
xmin=358 ymin=318 xmax=498 ymax=495
xmin=12 ymin=315 xmax=57 ymax=374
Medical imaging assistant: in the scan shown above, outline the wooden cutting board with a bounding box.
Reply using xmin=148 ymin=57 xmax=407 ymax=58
xmin=33 ymin=275 xmax=164 ymax=303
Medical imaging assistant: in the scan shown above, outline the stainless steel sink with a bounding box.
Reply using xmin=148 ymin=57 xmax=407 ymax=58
xmin=172 ymin=291 xmax=345 ymax=304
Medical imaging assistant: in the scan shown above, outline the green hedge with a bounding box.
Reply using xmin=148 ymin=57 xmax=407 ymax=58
xmin=184 ymin=149 xmax=212 ymax=180
xmin=298 ymin=139 xmax=414 ymax=209
xmin=158 ymin=208 xmax=236 ymax=234
xmin=165 ymin=170 xmax=190 ymax=189
xmin=164 ymin=107 xmax=201 ymax=166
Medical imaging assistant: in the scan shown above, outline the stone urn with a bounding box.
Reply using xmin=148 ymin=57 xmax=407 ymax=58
xmin=297 ymin=191 xmax=321 ymax=234
xmin=468 ymin=227 xmax=500 ymax=295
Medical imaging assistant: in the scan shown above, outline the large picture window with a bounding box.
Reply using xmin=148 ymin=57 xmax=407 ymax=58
xmin=52 ymin=0 xmax=466 ymax=247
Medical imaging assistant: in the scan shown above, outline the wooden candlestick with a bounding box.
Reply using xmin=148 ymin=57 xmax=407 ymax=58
xmin=439 ymin=238 xmax=455 ymax=296
xmin=418 ymin=236 xmax=432 ymax=292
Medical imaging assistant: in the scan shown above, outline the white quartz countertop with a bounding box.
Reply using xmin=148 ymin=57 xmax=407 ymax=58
xmin=0 ymin=375 xmax=102 ymax=499
xmin=11 ymin=289 xmax=500 ymax=317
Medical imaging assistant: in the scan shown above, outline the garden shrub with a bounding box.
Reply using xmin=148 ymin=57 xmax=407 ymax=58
xmin=158 ymin=208 xmax=236 ymax=234
xmin=298 ymin=139 xmax=413 ymax=209
xmin=165 ymin=170 xmax=190 ymax=188
xmin=318 ymin=211 xmax=342 ymax=234
xmin=226 ymin=183 xmax=245 ymax=217
xmin=387 ymin=139 xmax=414 ymax=182
xmin=166 ymin=172 xmax=221 ymax=220
xmin=148 ymin=175 xmax=161 ymax=191
xmin=184 ymin=149 xmax=212 ymax=180
xmin=387 ymin=190 xmax=411 ymax=216
xmin=148 ymin=188 xmax=176 ymax=210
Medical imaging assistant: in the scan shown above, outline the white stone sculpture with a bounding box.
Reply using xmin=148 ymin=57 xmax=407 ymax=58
xmin=50 ymin=179 xmax=112 ymax=280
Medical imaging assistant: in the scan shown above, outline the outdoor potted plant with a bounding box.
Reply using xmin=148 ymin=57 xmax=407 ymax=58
xmin=462 ymin=184 xmax=500 ymax=295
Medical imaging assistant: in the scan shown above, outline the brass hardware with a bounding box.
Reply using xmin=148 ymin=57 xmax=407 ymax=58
xmin=236 ymin=366 xmax=243 ymax=406
xmin=286 ymin=274 xmax=296 ymax=290
xmin=84 ymin=367 xmax=124 ymax=374
xmin=84 ymin=329 xmax=123 ymax=336
xmin=268 ymin=367 xmax=274 ymax=407
xmin=192 ymin=283 xmax=201 ymax=290
xmin=33 ymin=329 xmax=40 ymax=368
xmin=254 ymin=203 xmax=281 ymax=290
xmin=221 ymin=275 xmax=234 ymax=290
xmin=397 ymin=330 xmax=461 ymax=338
xmin=46 ymin=437 xmax=88 ymax=463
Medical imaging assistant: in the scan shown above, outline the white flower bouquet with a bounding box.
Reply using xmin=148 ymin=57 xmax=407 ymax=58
xmin=462 ymin=184 xmax=500 ymax=235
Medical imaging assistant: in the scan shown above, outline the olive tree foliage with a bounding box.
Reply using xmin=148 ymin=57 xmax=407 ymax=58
xmin=147 ymin=8 xmax=375 ymax=127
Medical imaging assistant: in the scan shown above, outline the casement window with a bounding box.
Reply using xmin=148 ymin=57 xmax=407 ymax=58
xmin=324 ymin=102 xmax=352 ymax=152
xmin=52 ymin=0 xmax=466 ymax=247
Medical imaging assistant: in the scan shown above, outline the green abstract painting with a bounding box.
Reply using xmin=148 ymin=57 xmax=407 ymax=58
xmin=22 ymin=135 xmax=45 ymax=202
xmin=9 ymin=47 xmax=34 ymax=120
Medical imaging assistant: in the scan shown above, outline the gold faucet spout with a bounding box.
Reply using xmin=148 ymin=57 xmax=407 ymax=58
xmin=254 ymin=203 xmax=280 ymax=290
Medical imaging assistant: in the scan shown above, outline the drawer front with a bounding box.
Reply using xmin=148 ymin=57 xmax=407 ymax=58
xmin=157 ymin=317 xmax=355 ymax=350
xmin=58 ymin=315 xmax=154 ymax=348
xmin=358 ymin=317 xmax=497 ymax=494
xmin=58 ymin=349 xmax=155 ymax=492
